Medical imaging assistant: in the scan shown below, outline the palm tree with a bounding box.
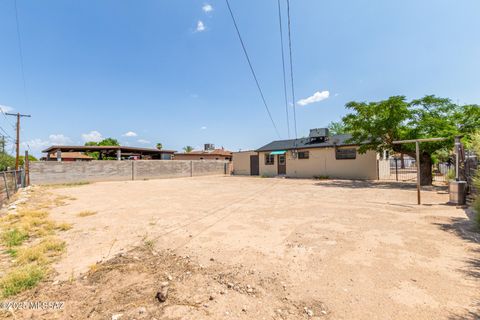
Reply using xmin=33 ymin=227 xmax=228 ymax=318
xmin=183 ymin=146 xmax=194 ymax=153
xmin=156 ymin=143 xmax=163 ymax=150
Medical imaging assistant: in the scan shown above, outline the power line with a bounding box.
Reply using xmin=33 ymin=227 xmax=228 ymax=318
xmin=277 ymin=0 xmax=290 ymax=138
xmin=13 ymin=0 xmax=29 ymax=107
xmin=286 ymin=0 xmax=298 ymax=141
xmin=225 ymin=0 xmax=281 ymax=138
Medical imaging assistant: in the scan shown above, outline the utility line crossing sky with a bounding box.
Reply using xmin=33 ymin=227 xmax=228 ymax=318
xmin=0 ymin=0 xmax=479 ymax=156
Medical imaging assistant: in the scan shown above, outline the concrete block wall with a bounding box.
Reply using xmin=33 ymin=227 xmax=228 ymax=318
xmin=30 ymin=160 xmax=229 ymax=185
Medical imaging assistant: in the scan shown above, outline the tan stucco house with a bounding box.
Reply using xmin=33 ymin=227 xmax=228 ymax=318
xmin=233 ymin=128 xmax=378 ymax=180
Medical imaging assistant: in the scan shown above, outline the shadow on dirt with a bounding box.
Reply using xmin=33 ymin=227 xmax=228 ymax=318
xmin=314 ymin=179 xmax=448 ymax=192
xmin=435 ymin=208 xmax=480 ymax=319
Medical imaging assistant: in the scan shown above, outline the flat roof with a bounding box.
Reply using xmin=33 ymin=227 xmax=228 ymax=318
xmin=42 ymin=145 xmax=176 ymax=155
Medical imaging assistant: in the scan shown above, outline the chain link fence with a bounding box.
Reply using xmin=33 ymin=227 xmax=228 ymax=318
xmin=0 ymin=169 xmax=26 ymax=206
xmin=378 ymin=158 xmax=451 ymax=182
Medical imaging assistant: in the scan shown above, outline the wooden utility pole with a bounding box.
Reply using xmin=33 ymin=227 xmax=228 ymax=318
xmin=6 ymin=112 xmax=31 ymax=170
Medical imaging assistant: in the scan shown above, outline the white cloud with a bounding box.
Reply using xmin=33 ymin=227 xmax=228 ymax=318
xmin=201 ymin=126 xmax=207 ymax=130
xmin=297 ymin=91 xmax=330 ymax=106
xmin=137 ymin=139 xmax=151 ymax=144
xmin=22 ymin=133 xmax=71 ymax=153
xmin=122 ymin=131 xmax=137 ymax=137
xmin=0 ymin=104 xmax=13 ymax=113
xmin=22 ymin=138 xmax=50 ymax=150
xmin=196 ymin=20 xmax=206 ymax=32
xmin=48 ymin=134 xmax=72 ymax=145
xmin=81 ymin=130 xmax=103 ymax=142
xmin=202 ymin=4 xmax=213 ymax=12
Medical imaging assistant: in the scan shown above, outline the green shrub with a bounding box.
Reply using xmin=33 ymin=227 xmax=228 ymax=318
xmin=0 ymin=265 xmax=44 ymax=297
xmin=2 ymin=229 xmax=28 ymax=247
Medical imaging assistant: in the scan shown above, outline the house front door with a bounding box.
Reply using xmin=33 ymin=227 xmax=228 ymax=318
xmin=278 ymin=154 xmax=286 ymax=175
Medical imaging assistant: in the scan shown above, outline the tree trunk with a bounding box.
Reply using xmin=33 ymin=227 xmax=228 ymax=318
xmin=400 ymin=153 xmax=405 ymax=169
xmin=419 ymin=152 xmax=433 ymax=186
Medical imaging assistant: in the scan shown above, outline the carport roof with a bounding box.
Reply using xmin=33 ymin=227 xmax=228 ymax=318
xmin=256 ymin=134 xmax=356 ymax=152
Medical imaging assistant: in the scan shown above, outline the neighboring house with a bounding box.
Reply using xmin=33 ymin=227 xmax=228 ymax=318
xmin=42 ymin=146 xmax=176 ymax=161
xmin=233 ymin=128 xmax=378 ymax=180
xmin=41 ymin=152 xmax=94 ymax=162
xmin=174 ymin=144 xmax=232 ymax=161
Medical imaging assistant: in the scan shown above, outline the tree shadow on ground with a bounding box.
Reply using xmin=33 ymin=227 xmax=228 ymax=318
xmin=314 ymin=179 xmax=448 ymax=193
xmin=434 ymin=208 xmax=480 ymax=319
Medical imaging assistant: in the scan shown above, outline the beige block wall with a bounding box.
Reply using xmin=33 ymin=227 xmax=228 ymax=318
xmin=259 ymin=147 xmax=378 ymax=180
xmin=259 ymin=152 xmax=278 ymax=177
xmin=232 ymin=151 xmax=257 ymax=175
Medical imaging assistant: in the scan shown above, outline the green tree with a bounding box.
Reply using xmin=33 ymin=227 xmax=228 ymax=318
xmin=183 ymin=146 xmax=194 ymax=153
xmin=84 ymin=138 xmax=120 ymax=160
xmin=342 ymin=95 xmax=480 ymax=185
xmin=156 ymin=143 xmax=163 ymax=150
xmin=0 ymin=153 xmax=15 ymax=171
xmin=18 ymin=155 xmax=37 ymax=167
xmin=97 ymin=138 xmax=120 ymax=146
xmin=327 ymin=121 xmax=347 ymax=135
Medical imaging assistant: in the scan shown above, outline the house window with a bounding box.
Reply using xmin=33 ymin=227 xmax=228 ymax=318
xmin=298 ymin=151 xmax=309 ymax=159
xmin=336 ymin=148 xmax=356 ymax=160
xmin=265 ymin=154 xmax=275 ymax=165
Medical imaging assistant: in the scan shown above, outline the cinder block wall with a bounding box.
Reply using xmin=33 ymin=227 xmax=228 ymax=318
xmin=30 ymin=160 xmax=229 ymax=185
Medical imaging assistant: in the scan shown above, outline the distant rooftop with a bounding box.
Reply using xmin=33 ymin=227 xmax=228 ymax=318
xmin=42 ymin=145 xmax=176 ymax=155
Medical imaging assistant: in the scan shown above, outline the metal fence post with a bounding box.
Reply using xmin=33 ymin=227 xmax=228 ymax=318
xmin=395 ymin=158 xmax=399 ymax=181
xmin=13 ymin=170 xmax=18 ymax=192
xmin=3 ymin=172 xmax=10 ymax=200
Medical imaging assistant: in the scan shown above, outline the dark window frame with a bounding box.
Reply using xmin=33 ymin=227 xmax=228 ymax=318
xmin=335 ymin=148 xmax=357 ymax=160
xmin=265 ymin=154 xmax=275 ymax=165
xmin=298 ymin=151 xmax=310 ymax=159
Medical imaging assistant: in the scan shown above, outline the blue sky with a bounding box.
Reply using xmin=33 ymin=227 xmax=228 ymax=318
xmin=0 ymin=0 xmax=479 ymax=157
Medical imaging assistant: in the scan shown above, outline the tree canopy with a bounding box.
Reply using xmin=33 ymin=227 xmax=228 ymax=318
xmin=156 ymin=143 xmax=163 ymax=150
xmin=84 ymin=138 xmax=120 ymax=160
xmin=327 ymin=121 xmax=347 ymax=135
xmin=183 ymin=146 xmax=194 ymax=153
xmin=342 ymin=95 xmax=480 ymax=185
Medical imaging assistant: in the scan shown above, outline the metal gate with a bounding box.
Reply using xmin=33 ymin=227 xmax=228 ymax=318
xmin=378 ymin=158 xmax=451 ymax=182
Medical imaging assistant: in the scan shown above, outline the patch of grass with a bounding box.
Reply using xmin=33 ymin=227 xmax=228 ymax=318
xmin=313 ymin=175 xmax=330 ymax=180
xmin=2 ymin=229 xmax=28 ymax=247
xmin=144 ymin=239 xmax=155 ymax=250
xmin=15 ymin=238 xmax=65 ymax=266
xmin=5 ymin=248 xmax=17 ymax=257
xmin=0 ymin=190 xmax=72 ymax=297
xmin=474 ymin=198 xmax=480 ymax=229
xmin=77 ymin=211 xmax=97 ymax=217
xmin=0 ymin=264 xmax=44 ymax=298
xmin=48 ymin=181 xmax=90 ymax=188
xmin=57 ymin=222 xmax=73 ymax=231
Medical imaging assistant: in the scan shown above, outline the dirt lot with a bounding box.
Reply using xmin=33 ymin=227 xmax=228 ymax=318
xmin=4 ymin=176 xmax=479 ymax=319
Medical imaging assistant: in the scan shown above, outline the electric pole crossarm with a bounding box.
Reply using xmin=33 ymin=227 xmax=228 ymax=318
xmin=5 ymin=112 xmax=31 ymax=170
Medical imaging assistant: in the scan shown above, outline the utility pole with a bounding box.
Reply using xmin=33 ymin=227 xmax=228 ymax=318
xmin=6 ymin=112 xmax=31 ymax=170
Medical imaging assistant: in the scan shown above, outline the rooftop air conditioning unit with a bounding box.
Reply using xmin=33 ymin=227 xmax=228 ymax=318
xmin=204 ymin=143 xmax=215 ymax=151
xmin=309 ymin=128 xmax=329 ymax=138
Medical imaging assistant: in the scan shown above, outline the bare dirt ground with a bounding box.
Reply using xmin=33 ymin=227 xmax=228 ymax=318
xmin=4 ymin=176 xmax=479 ymax=319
